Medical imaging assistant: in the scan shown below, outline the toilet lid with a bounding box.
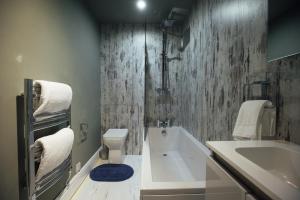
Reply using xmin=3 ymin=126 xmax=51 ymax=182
xmin=103 ymin=129 xmax=128 ymax=139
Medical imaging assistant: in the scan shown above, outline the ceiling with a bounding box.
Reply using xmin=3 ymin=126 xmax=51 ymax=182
xmin=79 ymin=0 xmax=299 ymax=25
xmin=268 ymin=0 xmax=299 ymax=23
xmin=79 ymin=0 xmax=195 ymax=24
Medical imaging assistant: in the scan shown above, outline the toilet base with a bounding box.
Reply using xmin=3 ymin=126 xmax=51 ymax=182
xmin=108 ymin=149 xmax=124 ymax=164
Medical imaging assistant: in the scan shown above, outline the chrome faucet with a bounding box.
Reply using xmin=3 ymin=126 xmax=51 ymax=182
xmin=157 ymin=119 xmax=170 ymax=128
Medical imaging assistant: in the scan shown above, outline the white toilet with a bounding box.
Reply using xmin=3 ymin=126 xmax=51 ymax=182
xmin=103 ymin=129 xmax=128 ymax=164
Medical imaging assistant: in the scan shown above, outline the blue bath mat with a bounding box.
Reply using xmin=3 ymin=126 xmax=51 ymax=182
xmin=89 ymin=164 xmax=134 ymax=182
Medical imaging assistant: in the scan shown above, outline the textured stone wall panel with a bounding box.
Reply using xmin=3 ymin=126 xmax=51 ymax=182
xmin=100 ymin=24 xmax=145 ymax=154
xmin=268 ymin=53 xmax=300 ymax=144
xmin=178 ymin=0 xmax=268 ymax=143
xmin=144 ymin=25 xmax=182 ymax=127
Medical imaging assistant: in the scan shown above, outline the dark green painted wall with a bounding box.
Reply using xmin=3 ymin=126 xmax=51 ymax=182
xmin=268 ymin=7 xmax=300 ymax=60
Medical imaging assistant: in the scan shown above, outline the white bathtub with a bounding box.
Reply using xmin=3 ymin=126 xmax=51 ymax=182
xmin=140 ymin=127 xmax=211 ymax=200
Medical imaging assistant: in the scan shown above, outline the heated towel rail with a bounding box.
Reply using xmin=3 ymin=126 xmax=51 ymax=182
xmin=17 ymin=79 xmax=72 ymax=200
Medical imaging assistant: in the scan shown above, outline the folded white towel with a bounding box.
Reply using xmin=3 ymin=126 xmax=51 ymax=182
xmin=233 ymin=100 xmax=272 ymax=139
xmin=35 ymin=127 xmax=74 ymax=182
xmin=259 ymin=106 xmax=276 ymax=138
xmin=33 ymin=80 xmax=72 ymax=120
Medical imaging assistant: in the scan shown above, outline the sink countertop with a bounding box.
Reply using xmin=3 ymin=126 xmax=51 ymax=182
xmin=206 ymin=140 xmax=300 ymax=200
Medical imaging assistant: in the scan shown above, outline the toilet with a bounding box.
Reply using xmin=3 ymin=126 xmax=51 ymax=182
xmin=103 ymin=129 xmax=128 ymax=164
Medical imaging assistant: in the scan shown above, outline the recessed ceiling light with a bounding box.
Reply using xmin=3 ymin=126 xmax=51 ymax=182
xmin=136 ymin=0 xmax=146 ymax=10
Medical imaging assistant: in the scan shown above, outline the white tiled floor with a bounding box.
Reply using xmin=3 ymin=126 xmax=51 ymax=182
xmin=71 ymin=156 xmax=142 ymax=200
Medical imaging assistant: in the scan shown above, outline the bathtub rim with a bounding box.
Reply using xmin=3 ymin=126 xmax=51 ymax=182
xmin=141 ymin=126 xmax=211 ymax=195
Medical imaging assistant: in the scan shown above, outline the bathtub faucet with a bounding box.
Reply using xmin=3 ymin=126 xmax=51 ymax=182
xmin=157 ymin=120 xmax=170 ymax=128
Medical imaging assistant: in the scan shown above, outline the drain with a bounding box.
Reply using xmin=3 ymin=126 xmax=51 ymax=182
xmin=163 ymin=154 xmax=167 ymax=156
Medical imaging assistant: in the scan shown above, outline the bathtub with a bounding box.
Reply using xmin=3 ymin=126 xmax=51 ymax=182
xmin=140 ymin=127 xmax=211 ymax=200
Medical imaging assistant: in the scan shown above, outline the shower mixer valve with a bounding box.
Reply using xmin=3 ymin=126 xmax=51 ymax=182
xmin=157 ymin=120 xmax=170 ymax=128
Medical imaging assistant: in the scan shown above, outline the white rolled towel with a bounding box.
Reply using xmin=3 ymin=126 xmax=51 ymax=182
xmin=233 ymin=100 xmax=272 ymax=140
xmin=33 ymin=80 xmax=72 ymax=120
xmin=35 ymin=127 xmax=74 ymax=182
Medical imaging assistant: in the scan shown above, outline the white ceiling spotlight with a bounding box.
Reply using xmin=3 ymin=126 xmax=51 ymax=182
xmin=136 ymin=0 xmax=146 ymax=10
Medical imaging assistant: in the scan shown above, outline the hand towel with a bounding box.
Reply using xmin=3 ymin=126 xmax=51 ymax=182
xmin=259 ymin=106 xmax=276 ymax=138
xmin=35 ymin=127 xmax=74 ymax=182
xmin=33 ymin=80 xmax=72 ymax=120
xmin=233 ymin=100 xmax=272 ymax=139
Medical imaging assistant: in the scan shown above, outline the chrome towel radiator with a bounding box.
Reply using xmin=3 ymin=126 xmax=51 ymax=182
xmin=17 ymin=79 xmax=72 ymax=200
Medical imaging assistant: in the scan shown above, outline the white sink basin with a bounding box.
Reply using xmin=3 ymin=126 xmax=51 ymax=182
xmin=206 ymin=140 xmax=300 ymax=200
xmin=236 ymin=147 xmax=300 ymax=190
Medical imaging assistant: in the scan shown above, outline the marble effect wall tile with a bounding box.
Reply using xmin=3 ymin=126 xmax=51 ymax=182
xmin=100 ymin=24 xmax=145 ymax=155
xmin=144 ymin=25 xmax=182 ymax=127
xmin=268 ymin=53 xmax=300 ymax=145
xmin=177 ymin=0 xmax=268 ymax=143
xmin=100 ymin=24 xmax=182 ymax=154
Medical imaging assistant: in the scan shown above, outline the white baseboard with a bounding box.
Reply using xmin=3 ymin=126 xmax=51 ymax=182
xmin=57 ymin=148 xmax=100 ymax=200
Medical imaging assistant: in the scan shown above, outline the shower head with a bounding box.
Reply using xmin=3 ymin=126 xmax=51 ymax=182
xmin=161 ymin=7 xmax=189 ymax=28
xmin=168 ymin=8 xmax=189 ymax=21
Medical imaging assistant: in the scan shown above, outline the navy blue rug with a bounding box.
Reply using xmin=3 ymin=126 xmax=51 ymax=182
xmin=89 ymin=164 xmax=134 ymax=182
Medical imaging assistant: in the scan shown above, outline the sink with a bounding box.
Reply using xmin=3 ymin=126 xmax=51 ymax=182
xmin=236 ymin=147 xmax=300 ymax=190
xmin=207 ymin=141 xmax=300 ymax=199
